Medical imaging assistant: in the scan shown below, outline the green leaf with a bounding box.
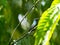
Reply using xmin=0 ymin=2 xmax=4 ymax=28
xmin=34 ymin=3 xmax=60 ymax=45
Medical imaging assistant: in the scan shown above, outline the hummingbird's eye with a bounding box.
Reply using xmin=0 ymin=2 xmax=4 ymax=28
xmin=29 ymin=18 xmax=39 ymax=30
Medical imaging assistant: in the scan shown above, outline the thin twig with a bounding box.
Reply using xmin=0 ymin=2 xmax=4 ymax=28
xmin=11 ymin=25 xmax=37 ymax=45
xmin=8 ymin=0 xmax=40 ymax=45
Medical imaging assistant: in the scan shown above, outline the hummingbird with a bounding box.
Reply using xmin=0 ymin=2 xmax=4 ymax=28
xmin=10 ymin=18 xmax=39 ymax=45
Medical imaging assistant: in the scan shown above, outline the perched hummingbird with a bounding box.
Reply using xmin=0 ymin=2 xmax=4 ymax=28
xmin=10 ymin=18 xmax=39 ymax=45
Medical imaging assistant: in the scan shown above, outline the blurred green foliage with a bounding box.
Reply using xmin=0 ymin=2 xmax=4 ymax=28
xmin=1 ymin=0 xmax=60 ymax=45
xmin=34 ymin=2 xmax=60 ymax=45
